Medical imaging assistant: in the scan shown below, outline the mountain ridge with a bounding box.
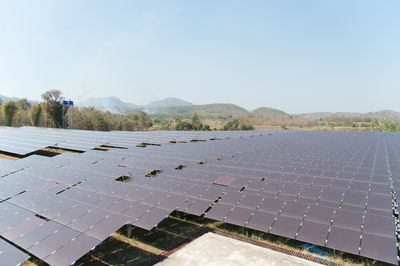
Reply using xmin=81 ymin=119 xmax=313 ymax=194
xmin=251 ymin=107 xmax=289 ymax=118
xmin=0 ymin=94 xmax=24 ymax=102
xmin=78 ymin=96 xmax=192 ymax=113
xmin=1 ymin=94 xmax=399 ymax=119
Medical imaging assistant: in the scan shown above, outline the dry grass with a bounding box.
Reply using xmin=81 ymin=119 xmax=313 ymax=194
xmin=93 ymin=146 xmax=112 ymax=151
xmin=21 ymin=257 xmax=47 ymax=266
xmin=0 ymin=153 xmax=20 ymax=160
xmin=41 ymin=147 xmax=82 ymax=154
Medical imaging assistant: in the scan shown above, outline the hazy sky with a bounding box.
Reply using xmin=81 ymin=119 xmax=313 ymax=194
xmin=0 ymin=0 xmax=399 ymax=113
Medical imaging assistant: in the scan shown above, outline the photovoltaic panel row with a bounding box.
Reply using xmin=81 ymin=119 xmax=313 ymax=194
xmin=0 ymin=127 xmax=398 ymax=265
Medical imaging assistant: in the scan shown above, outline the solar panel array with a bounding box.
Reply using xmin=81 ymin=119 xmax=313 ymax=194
xmin=0 ymin=127 xmax=399 ymax=265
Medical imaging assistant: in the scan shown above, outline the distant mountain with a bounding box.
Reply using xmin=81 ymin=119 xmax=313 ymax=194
xmin=296 ymin=112 xmax=364 ymax=119
xmin=251 ymin=107 xmax=288 ymax=118
xmin=294 ymin=110 xmax=400 ymax=121
xmin=152 ymin=103 xmax=249 ymax=118
xmin=0 ymin=94 xmax=38 ymax=105
xmin=294 ymin=112 xmax=333 ymax=119
xmin=79 ymin=97 xmax=138 ymax=113
xmin=79 ymin=96 xmax=192 ymax=113
xmin=144 ymin=97 xmax=192 ymax=109
xmin=0 ymin=94 xmax=22 ymax=102
xmin=366 ymin=110 xmax=400 ymax=121
xmin=153 ymin=104 xmax=293 ymax=119
xmin=374 ymin=110 xmax=400 ymax=115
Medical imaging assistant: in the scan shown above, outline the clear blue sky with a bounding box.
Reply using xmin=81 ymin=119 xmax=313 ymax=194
xmin=0 ymin=0 xmax=399 ymax=113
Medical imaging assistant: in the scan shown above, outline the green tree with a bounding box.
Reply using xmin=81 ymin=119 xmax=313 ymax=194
xmin=174 ymin=120 xmax=193 ymax=130
xmin=41 ymin=90 xmax=63 ymax=127
xmin=138 ymin=111 xmax=152 ymax=130
xmin=91 ymin=110 xmax=110 ymax=131
xmin=191 ymin=113 xmax=202 ymax=130
xmin=29 ymin=104 xmax=42 ymax=126
xmin=240 ymin=124 xmax=254 ymax=130
xmin=2 ymin=101 xmax=18 ymax=126
xmin=223 ymin=119 xmax=239 ymax=130
xmin=16 ymin=98 xmax=31 ymax=110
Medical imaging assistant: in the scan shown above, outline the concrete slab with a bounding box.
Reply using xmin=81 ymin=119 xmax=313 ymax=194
xmin=157 ymin=232 xmax=321 ymax=266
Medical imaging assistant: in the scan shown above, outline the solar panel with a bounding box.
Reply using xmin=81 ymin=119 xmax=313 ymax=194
xmin=326 ymin=226 xmax=361 ymax=255
xmin=296 ymin=220 xmax=329 ymax=246
xmin=158 ymin=194 xmax=189 ymax=210
xmin=184 ymin=199 xmax=213 ymax=216
xmin=367 ymin=195 xmax=392 ymax=211
xmin=44 ymin=233 xmax=101 ymax=266
xmin=319 ymin=189 xmax=343 ymax=202
xmin=134 ymin=207 xmax=171 ymax=230
xmin=360 ymin=233 xmax=398 ymax=264
xmin=299 ymin=186 xmax=321 ymax=199
xmin=85 ymin=213 xmax=129 ymax=240
xmin=123 ymin=203 xmax=152 ymax=220
xmin=342 ymin=192 xmax=367 ymax=207
xmin=318 ymin=200 xmax=341 ymax=208
xmin=91 ymin=196 xmax=120 ymax=209
xmin=269 ymin=216 xmax=301 ymax=238
xmin=213 ymin=176 xmax=235 ymax=186
xmin=280 ymin=202 xmax=308 ymax=219
xmin=13 ymin=220 xmax=63 ymax=249
xmin=1 ymin=215 xmax=45 ymax=241
xmin=0 ymin=238 xmax=30 ymax=266
xmin=53 ymin=204 xmax=93 ymax=225
xmin=68 ymin=208 xmax=110 ymax=232
xmin=40 ymin=199 xmax=76 ymax=219
xmin=0 ymin=210 xmax=33 ymax=234
xmin=363 ymin=213 xmax=395 ymax=238
xmin=28 ymin=227 xmax=81 ymax=259
xmin=239 ymin=194 xmax=263 ymax=209
xmin=204 ymin=203 xmax=233 ymax=221
xmin=218 ymin=191 xmax=244 ymax=206
xmin=258 ymin=198 xmax=285 ymax=214
xmin=280 ymin=184 xmax=302 ymax=196
xmin=223 ymin=206 xmax=253 ymax=227
xmin=332 ymin=209 xmax=363 ymax=231
xmin=245 ymin=210 xmax=276 ymax=232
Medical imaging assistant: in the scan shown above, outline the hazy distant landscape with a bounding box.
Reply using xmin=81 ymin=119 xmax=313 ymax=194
xmin=1 ymin=92 xmax=399 ymax=132
xmin=77 ymin=96 xmax=400 ymax=120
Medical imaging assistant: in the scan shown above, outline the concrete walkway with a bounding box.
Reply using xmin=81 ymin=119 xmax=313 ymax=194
xmin=157 ymin=232 xmax=321 ymax=266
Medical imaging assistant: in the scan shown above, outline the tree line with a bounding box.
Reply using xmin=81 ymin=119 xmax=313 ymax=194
xmin=1 ymin=90 xmax=254 ymax=131
xmin=0 ymin=90 xmax=154 ymax=131
xmin=1 ymin=90 xmax=399 ymax=132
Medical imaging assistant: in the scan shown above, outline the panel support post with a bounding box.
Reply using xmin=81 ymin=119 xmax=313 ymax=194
xmin=127 ymin=224 xmax=132 ymax=238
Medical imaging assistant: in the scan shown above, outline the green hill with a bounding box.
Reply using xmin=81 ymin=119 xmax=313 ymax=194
xmin=152 ymin=103 xmax=249 ymax=118
xmin=250 ymin=107 xmax=288 ymax=118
